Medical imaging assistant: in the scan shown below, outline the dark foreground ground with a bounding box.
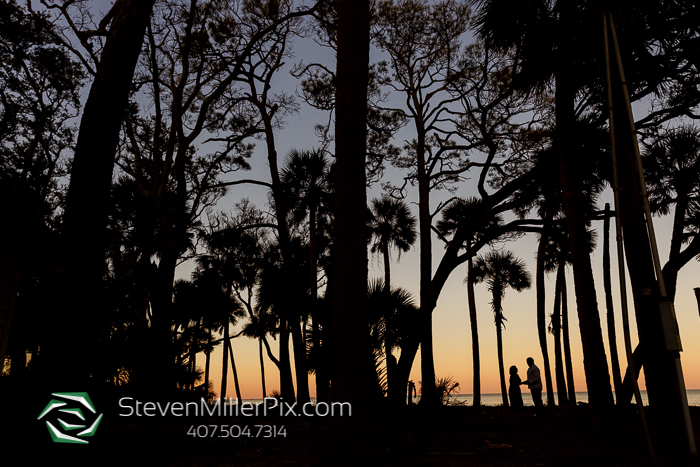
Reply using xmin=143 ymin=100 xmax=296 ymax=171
xmin=9 ymin=401 xmax=700 ymax=466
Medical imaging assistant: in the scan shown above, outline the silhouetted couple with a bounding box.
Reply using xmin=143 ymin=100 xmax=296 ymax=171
xmin=508 ymin=357 xmax=543 ymax=413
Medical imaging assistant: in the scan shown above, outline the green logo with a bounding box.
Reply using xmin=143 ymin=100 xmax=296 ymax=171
xmin=37 ymin=392 xmax=104 ymax=444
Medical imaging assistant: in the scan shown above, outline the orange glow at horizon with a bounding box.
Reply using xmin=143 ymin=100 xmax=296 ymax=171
xmin=192 ymin=196 xmax=700 ymax=401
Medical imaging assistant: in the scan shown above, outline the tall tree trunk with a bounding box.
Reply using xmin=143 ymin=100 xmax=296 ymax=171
xmin=417 ymin=128 xmax=438 ymax=407
xmin=55 ymin=0 xmax=156 ymax=385
xmin=555 ymin=65 xmax=614 ymax=415
xmin=561 ymin=266 xmax=576 ymax=404
xmin=536 ymin=226 xmax=555 ymax=406
xmin=467 ymin=258 xmax=481 ymax=407
xmin=260 ymin=98 xmax=296 ymax=402
xmin=552 ymin=258 xmax=568 ymax=405
xmin=228 ymin=340 xmax=242 ymax=404
xmin=603 ymin=204 xmax=623 ymax=401
xmin=331 ymin=0 xmax=370 ymax=463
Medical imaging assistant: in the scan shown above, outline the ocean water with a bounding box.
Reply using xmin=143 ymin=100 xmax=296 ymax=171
xmin=443 ymin=389 xmax=700 ymax=407
xmin=237 ymin=390 xmax=700 ymax=407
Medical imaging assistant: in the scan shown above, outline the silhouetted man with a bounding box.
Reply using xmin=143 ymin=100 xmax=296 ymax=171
xmin=522 ymin=357 xmax=543 ymax=414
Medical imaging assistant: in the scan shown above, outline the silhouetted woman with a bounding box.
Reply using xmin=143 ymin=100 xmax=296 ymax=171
xmin=509 ymin=365 xmax=524 ymax=409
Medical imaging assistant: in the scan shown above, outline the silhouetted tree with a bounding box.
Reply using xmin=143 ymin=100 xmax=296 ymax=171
xmin=368 ymin=195 xmax=416 ymax=401
xmin=330 ymin=0 xmax=370 ymax=463
xmin=472 ymin=250 xmax=532 ymax=407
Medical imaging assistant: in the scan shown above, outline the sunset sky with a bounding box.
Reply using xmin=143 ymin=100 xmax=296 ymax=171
xmin=68 ymin=0 xmax=697 ymax=401
xmin=173 ymin=33 xmax=700 ymax=400
xmin=189 ymin=181 xmax=700 ymax=400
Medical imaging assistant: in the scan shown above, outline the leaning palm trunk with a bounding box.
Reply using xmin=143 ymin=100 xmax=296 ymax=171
xmin=603 ymin=204 xmax=623 ymax=401
xmin=228 ymin=341 xmax=242 ymax=404
xmin=290 ymin=319 xmax=311 ymax=404
xmin=259 ymin=337 xmax=267 ymax=398
xmin=536 ymin=227 xmax=556 ymax=406
xmin=561 ymin=270 xmax=576 ymax=404
xmin=552 ymin=259 xmax=568 ymax=405
xmin=467 ymin=258 xmax=481 ymax=407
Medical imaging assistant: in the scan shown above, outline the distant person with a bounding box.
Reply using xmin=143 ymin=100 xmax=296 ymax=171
xmin=508 ymin=365 xmax=524 ymax=409
xmin=521 ymin=357 xmax=544 ymax=413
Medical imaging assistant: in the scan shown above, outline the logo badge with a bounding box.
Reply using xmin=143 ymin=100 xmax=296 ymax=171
xmin=37 ymin=392 xmax=104 ymax=444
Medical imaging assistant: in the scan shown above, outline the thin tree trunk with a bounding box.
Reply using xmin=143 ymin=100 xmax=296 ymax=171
xmin=261 ymin=100 xmax=295 ymax=403
xmin=221 ymin=324 xmax=229 ymax=400
xmin=259 ymin=337 xmax=267 ymax=398
xmin=536 ymin=226 xmax=555 ymax=406
xmin=496 ymin=320 xmax=508 ymax=407
xmin=467 ymin=258 xmax=481 ymax=407
xmin=229 ymin=339 xmax=242 ymax=404
xmin=603 ymin=204 xmax=623 ymax=401
xmin=205 ymin=331 xmax=212 ymax=398
xmin=417 ymin=127 xmax=438 ymax=407
xmin=494 ymin=290 xmax=508 ymax=407
xmin=664 ymin=194 xmax=689 ymax=303
xmin=290 ymin=319 xmax=310 ymax=404
xmin=561 ymin=269 xmax=576 ymax=404
xmin=553 ymin=258 xmax=568 ymax=405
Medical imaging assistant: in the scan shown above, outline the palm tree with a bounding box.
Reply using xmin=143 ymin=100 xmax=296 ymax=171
xmin=368 ymin=196 xmax=417 ymax=294
xmin=368 ymin=195 xmax=417 ymax=400
xmin=620 ymin=125 xmax=700 ymax=406
xmin=471 ymin=250 xmax=532 ymax=407
xmin=471 ymin=0 xmax=616 ymax=413
xmin=366 ymin=279 xmax=420 ymax=401
xmin=437 ymin=197 xmax=504 ymax=408
xmin=281 ymin=148 xmax=332 ymax=403
xmin=643 ymin=125 xmax=700 ymax=303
